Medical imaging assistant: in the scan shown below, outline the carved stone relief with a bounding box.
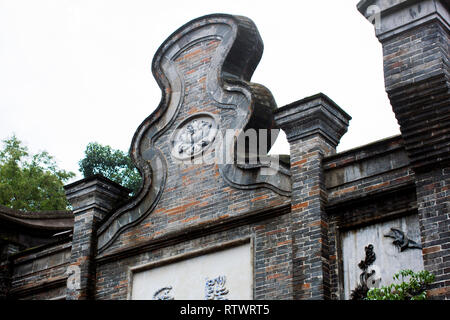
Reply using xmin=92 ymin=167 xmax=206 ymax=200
xmin=384 ymin=228 xmax=422 ymax=252
xmin=170 ymin=113 xmax=218 ymax=160
xmin=342 ymin=215 xmax=424 ymax=299
xmin=205 ymin=275 xmax=229 ymax=300
xmin=350 ymin=244 xmax=381 ymax=299
xmin=153 ymin=286 xmax=174 ymax=300
xmin=130 ymin=243 xmax=251 ymax=300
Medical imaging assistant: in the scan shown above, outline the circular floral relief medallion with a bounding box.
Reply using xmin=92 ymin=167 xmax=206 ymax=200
xmin=170 ymin=113 xmax=218 ymax=160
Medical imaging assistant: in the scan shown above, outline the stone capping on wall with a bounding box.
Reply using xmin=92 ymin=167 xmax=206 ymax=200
xmin=11 ymin=241 xmax=72 ymax=266
xmin=357 ymin=0 xmax=450 ymax=41
xmin=274 ymin=93 xmax=351 ymax=147
xmin=9 ymin=276 xmax=67 ymax=299
xmin=323 ymin=135 xmax=405 ymax=171
xmin=323 ymin=135 xmax=416 ymax=209
xmin=8 ymin=241 xmax=72 ymax=299
xmin=64 ymin=173 xmax=131 ymax=191
xmin=323 ymin=135 xmax=411 ymax=187
xmin=0 ymin=205 xmax=73 ymax=231
xmin=64 ymin=174 xmax=131 ymax=215
xmin=125 ymin=237 xmax=252 ymax=300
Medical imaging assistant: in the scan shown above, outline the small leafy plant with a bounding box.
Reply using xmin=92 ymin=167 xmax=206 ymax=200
xmin=366 ymin=269 xmax=435 ymax=300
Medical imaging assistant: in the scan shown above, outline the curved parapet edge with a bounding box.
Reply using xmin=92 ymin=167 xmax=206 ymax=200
xmin=96 ymin=14 xmax=292 ymax=255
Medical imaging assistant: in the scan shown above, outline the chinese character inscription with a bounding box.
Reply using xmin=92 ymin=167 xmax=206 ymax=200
xmin=205 ymin=275 xmax=229 ymax=300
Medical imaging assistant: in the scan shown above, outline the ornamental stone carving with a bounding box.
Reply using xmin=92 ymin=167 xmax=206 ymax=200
xmin=351 ymin=244 xmax=381 ymax=300
xmin=170 ymin=113 xmax=218 ymax=160
xmin=153 ymin=286 xmax=174 ymax=300
xmin=96 ymin=14 xmax=291 ymax=254
xmin=384 ymin=228 xmax=422 ymax=252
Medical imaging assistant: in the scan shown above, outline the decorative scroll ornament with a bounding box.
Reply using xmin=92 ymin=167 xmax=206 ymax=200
xmin=205 ymin=275 xmax=229 ymax=300
xmin=153 ymin=286 xmax=174 ymax=300
xmin=384 ymin=228 xmax=422 ymax=252
xmin=351 ymin=244 xmax=381 ymax=300
xmin=96 ymin=14 xmax=291 ymax=254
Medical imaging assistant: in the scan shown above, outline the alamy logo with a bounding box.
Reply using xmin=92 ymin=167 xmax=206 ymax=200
xmin=169 ymin=127 xmax=281 ymax=176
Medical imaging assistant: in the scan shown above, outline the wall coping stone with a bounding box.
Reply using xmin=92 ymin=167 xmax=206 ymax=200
xmin=274 ymin=93 xmax=351 ymax=148
xmin=357 ymin=0 xmax=450 ymax=41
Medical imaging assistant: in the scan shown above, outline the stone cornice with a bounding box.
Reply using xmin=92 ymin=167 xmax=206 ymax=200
xmin=358 ymin=0 xmax=450 ymax=41
xmin=274 ymin=93 xmax=351 ymax=148
xmin=64 ymin=174 xmax=130 ymax=215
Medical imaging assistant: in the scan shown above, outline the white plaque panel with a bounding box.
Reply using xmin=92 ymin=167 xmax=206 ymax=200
xmin=130 ymin=243 xmax=252 ymax=300
xmin=342 ymin=215 xmax=424 ymax=299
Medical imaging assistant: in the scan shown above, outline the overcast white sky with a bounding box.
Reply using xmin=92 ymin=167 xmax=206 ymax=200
xmin=0 ymin=0 xmax=400 ymax=182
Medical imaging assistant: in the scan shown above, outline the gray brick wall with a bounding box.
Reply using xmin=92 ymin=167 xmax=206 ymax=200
xmin=3 ymin=4 xmax=449 ymax=301
xmin=359 ymin=0 xmax=450 ymax=299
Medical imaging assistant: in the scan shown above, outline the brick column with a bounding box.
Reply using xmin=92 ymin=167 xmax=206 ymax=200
xmin=0 ymin=243 xmax=19 ymax=299
xmin=358 ymin=0 xmax=450 ymax=299
xmin=274 ymin=93 xmax=351 ymax=299
xmin=64 ymin=174 xmax=130 ymax=300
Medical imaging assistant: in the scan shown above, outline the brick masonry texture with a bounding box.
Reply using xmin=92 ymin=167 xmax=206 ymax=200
xmin=98 ymin=18 xmax=290 ymax=256
xmin=324 ymin=137 xmax=415 ymax=207
xmin=274 ymin=93 xmax=350 ymax=300
xmin=9 ymin=242 xmax=71 ymax=299
xmin=94 ymin=14 xmax=290 ymax=255
xmin=93 ymin=14 xmax=292 ymax=300
xmin=327 ymin=186 xmax=418 ymax=299
xmin=368 ymin=0 xmax=450 ymax=299
xmin=2 ymin=3 xmax=450 ymax=300
xmin=324 ymin=139 xmax=419 ymax=299
xmin=383 ymin=21 xmax=450 ymax=171
xmin=289 ymin=137 xmax=333 ymax=300
xmin=64 ymin=175 xmax=131 ymax=300
xmin=415 ymin=168 xmax=450 ymax=299
xmin=96 ymin=211 xmax=293 ymax=300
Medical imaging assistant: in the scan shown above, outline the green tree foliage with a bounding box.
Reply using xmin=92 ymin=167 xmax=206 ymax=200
xmin=366 ymin=269 xmax=435 ymax=300
xmin=0 ymin=135 xmax=75 ymax=211
xmin=78 ymin=142 xmax=142 ymax=195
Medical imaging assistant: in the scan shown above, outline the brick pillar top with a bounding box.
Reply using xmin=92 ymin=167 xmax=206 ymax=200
xmin=64 ymin=174 xmax=130 ymax=219
xmin=357 ymin=0 xmax=449 ymax=41
xmin=358 ymin=0 xmax=450 ymax=171
xmin=64 ymin=174 xmax=130 ymax=299
xmin=357 ymin=0 xmax=449 ymax=91
xmin=274 ymin=93 xmax=351 ymax=148
xmin=358 ymin=0 xmax=450 ymax=299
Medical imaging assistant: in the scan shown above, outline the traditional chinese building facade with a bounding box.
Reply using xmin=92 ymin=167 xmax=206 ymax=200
xmin=1 ymin=0 xmax=449 ymax=300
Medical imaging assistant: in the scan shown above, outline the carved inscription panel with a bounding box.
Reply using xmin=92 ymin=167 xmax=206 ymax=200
xmin=130 ymin=243 xmax=252 ymax=300
xmin=341 ymin=215 xmax=424 ymax=299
